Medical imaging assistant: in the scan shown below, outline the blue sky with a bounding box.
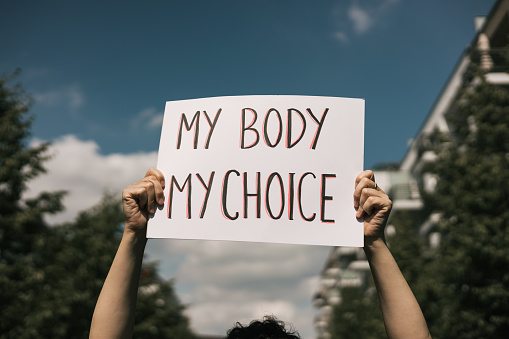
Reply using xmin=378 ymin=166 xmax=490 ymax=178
xmin=2 ymin=0 xmax=495 ymax=167
xmin=1 ymin=0 xmax=496 ymax=337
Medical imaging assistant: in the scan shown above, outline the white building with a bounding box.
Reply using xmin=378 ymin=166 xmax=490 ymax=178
xmin=313 ymin=1 xmax=509 ymax=337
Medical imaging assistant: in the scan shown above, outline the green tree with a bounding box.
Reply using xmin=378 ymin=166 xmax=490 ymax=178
xmin=0 ymin=71 xmax=65 ymax=338
xmin=385 ymin=210 xmax=443 ymax=332
xmin=328 ymin=212 xmax=433 ymax=339
xmin=424 ymin=57 xmax=509 ymax=338
xmin=24 ymin=194 xmax=126 ymax=338
xmin=329 ymin=284 xmax=385 ymax=339
xmin=34 ymin=194 xmax=196 ymax=338
xmin=135 ymin=262 xmax=196 ymax=339
xmin=0 ymin=72 xmax=196 ymax=338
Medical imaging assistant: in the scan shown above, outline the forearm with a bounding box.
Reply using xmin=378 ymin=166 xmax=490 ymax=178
xmin=90 ymin=230 xmax=147 ymax=339
xmin=364 ymin=238 xmax=431 ymax=339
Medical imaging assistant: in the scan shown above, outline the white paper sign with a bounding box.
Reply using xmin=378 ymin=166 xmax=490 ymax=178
xmin=148 ymin=95 xmax=364 ymax=246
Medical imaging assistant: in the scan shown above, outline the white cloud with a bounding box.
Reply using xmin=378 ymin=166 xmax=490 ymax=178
xmin=175 ymin=242 xmax=325 ymax=289
xmin=348 ymin=5 xmax=373 ymax=34
xmin=25 ymin=135 xmax=331 ymax=339
xmin=179 ymin=269 xmax=322 ymax=337
xmin=186 ymin=299 xmax=302 ymax=337
xmin=34 ymin=84 xmax=85 ymax=111
xmin=332 ymin=0 xmax=399 ymax=42
xmin=154 ymin=239 xmax=329 ymax=337
xmin=333 ymin=31 xmax=348 ymax=43
xmin=26 ymin=134 xmax=157 ymax=224
xmin=131 ymin=107 xmax=164 ymax=130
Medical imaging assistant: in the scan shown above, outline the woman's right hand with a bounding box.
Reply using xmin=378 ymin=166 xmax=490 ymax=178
xmin=353 ymin=170 xmax=392 ymax=244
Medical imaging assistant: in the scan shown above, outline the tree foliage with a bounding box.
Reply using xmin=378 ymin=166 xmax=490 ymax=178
xmin=329 ymin=50 xmax=509 ymax=338
xmin=0 ymin=72 xmax=196 ymax=339
xmin=0 ymin=70 xmax=66 ymax=338
xmin=422 ymin=58 xmax=509 ymax=338
xmin=384 ymin=210 xmax=444 ymax=331
xmin=135 ymin=263 xmax=196 ymax=339
xmin=328 ymin=211 xmax=433 ymax=339
xmin=329 ymin=284 xmax=385 ymax=339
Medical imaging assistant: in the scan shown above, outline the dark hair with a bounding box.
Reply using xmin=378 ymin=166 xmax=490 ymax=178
xmin=225 ymin=316 xmax=301 ymax=339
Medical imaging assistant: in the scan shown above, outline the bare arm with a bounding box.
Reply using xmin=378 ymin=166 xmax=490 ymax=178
xmin=354 ymin=170 xmax=431 ymax=339
xmin=90 ymin=168 xmax=165 ymax=339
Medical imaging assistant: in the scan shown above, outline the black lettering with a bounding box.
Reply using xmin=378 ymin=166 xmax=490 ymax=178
xmin=243 ymin=172 xmax=261 ymax=218
xmin=266 ymin=172 xmax=285 ymax=219
xmin=298 ymin=172 xmax=316 ymax=221
xmin=203 ymin=109 xmax=222 ymax=149
xmin=241 ymin=108 xmax=259 ymax=149
xmin=168 ymin=174 xmax=192 ymax=219
xmin=321 ymin=174 xmax=336 ymax=223
xmin=177 ymin=111 xmax=200 ymax=149
xmin=288 ymin=173 xmax=295 ymax=220
xmin=221 ymin=170 xmax=240 ymax=220
xmin=263 ymin=108 xmax=283 ymax=148
xmin=196 ymin=172 xmax=215 ymax=218
xmin=306 ymin=108 xmax=329 ymax=149
xmin=287 ymin=108 xmax=306 ymax=148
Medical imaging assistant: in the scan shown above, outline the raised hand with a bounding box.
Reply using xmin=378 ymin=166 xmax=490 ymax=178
xmin=353 ymin=170 xmax=392 ymax=242
xmin=122 ymin=168 xmax=165 ymax=235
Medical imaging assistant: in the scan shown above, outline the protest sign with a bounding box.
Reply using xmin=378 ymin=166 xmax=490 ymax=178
xmin=148 ymin=95 xmax=364 ymax=246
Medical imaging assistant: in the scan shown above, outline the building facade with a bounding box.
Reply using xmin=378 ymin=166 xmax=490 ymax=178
xmin=313 ymin=1 xmax=509 ymax=338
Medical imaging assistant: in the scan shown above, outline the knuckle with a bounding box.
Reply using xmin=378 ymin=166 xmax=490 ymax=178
xmin=360 ymin=177 xmax=371 ymax=187
xmin=139 ymin=179 xmax=153 ymax=188
xmin=145 ymin=168 xmax=163 ymax=180
xmin=144 ymin=177 xmax=155 ymax=185
xmin=122 ymin=185 xmax=136 ymax=197
xmin=386 ymin=198 xmax=393 ymax=209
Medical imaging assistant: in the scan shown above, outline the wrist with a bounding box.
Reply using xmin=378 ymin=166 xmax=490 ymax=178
xmin=120 ymin=228 xmax=147 ymax=259
xmin=123 ymin=222 xmax=148 ymax=241
xmin=363 ymin=236 xmax=386 ymax=255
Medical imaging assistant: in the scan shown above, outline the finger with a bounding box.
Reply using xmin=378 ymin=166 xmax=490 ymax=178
xmin=361 ymin=193 xmax=391 ymax=217
xmin=354 ymin=176 xmax=377 ymax=209
xmin=354 ymin=171 xmax=375 ymax=209
xmin=356 ymin=203 xmax=364 ymax=219
xmin=155 ymin=180 xmax=165 ymax=205
xmin=357 ymin=186 xmax=391 ymax=218
xmin=138 ymin=179 xmax=156 ymax=214
xmin=127 ymin=177 xmax=157 ymax=213
xmin=145 ymin=168 xmax=165 ymax=188
xmin=145 ymin=175 xmax=165 ymax=212
xmin=142 ymin=175 xmax=165 ymax=206
xmin=356 ymin=187 xmax=386 ymax=218
xmin=355 ymin=170 xmax=375 ymax=188
xmin=123 ymin=184 xmax=148 ymax=210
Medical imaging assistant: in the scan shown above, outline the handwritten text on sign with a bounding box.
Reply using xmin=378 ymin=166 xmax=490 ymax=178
xmin=148 ymin=95 xmax=364 ymax=246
